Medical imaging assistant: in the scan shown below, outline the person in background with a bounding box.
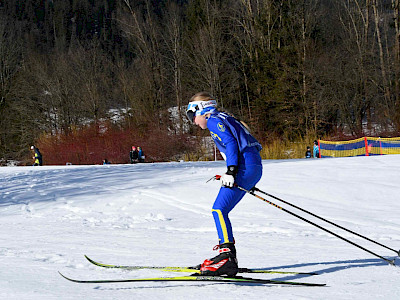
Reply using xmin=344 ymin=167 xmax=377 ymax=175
xmin=129 ymin=146 xmax=139 ymax=164
xmin=31 ymin=145 xmax=43 ymax=166
xmin=103 ymin=159 xmax=110 ymax=165
xmin=313 ymin=140 xmax=320 ymax=158
xmin=186 ymin=91 xmax=263 ymax=277
xmin=138 ymin=147 xmax=145 ymax=163
xmin=305 ymin=146 xmax=312 ymax=158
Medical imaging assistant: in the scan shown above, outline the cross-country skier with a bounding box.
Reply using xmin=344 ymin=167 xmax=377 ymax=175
xmin=313 ymin=140 xmax=320 ymax=158
xmin=30 ymin=145 xmax=43 ymax=166
xmin=186 ymin=92 xmax=263 ymax=277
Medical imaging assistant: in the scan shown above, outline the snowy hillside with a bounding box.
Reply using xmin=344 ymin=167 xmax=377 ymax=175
xmin=1 ymin=156 xmax=399 ymax=299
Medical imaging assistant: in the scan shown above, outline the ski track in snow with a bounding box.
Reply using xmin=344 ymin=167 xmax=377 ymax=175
xmin=139 ymin=189 xmax=210 ymax=217
xmin=0 ymin=156 xmax=400 ymax=299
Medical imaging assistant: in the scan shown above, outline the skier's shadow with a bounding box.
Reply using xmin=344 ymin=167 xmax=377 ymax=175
xmin=259 ymin=257 xmax=398 ymax=281
xmin=94 ymin=282 xmax=269 ymax=290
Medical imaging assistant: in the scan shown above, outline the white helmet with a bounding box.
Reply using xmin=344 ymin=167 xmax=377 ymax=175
xmin=186 ymin=100 xmax=217 ymax=123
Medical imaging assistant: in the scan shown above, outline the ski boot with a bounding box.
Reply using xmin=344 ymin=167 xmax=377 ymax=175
xmin=199 ymin=243 xmax=238 ymax=277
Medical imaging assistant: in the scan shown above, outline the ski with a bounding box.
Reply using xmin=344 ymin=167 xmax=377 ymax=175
xmin=59 ymin=272 xmax=325 ymax=286
xmin=84 ymin=255 xmax=318 ymax=275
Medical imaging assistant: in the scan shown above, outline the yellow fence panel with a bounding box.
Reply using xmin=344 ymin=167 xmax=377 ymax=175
xmin=318 ymin=137 xmax=400 ymax=158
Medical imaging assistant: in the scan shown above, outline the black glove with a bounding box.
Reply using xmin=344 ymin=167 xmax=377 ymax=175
xmin=221 ymin=165 xmax=238 ymax=187
xmin=226 ymin=166 xmax=238 ymax=176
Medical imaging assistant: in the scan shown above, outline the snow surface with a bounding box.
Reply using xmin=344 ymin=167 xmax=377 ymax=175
xmin=1 ymin=155 xmax=399 ymax=299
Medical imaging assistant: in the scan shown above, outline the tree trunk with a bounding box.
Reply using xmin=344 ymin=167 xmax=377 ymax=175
xmin=372 ymin=0 xmax=391 ymax=117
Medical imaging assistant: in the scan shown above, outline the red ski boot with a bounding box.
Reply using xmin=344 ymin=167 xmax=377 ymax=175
xmin=200 ymin=243 xmax=238 ymax=277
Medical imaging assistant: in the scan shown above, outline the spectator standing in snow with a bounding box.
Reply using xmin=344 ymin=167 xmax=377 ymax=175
xmin=137 ymin=147 xmax=145 ymax=163
xmin=129 ymin=146 xmax=139 ymax=164
xmin=305 ymin=146 xmax=312 ymax=158
xmin=103 ymin=159 xmax=110 ymax=165
xmin=31 ymin=145 xmax=43 ymax=166
xmin=313 ymin=140 xmax=320 ymax=158
xmin=186 ymin=91 xmax=263 ymax=277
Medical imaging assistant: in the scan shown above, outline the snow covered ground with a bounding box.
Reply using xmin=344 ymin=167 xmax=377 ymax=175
xmin=1 ymin=155 xmax=399 ymax=299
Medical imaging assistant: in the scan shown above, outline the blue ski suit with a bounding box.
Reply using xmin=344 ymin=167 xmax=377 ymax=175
xmin=206 ymin=111 xmax=263 ymax=244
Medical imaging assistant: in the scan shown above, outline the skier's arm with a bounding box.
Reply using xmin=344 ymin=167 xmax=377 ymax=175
xmin=208 ymin=119 xmax=239 ymax=166
xmin=208 ymin=119 xmax=239 ymax=187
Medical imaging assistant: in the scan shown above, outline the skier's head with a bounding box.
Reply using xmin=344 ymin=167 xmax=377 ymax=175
xmin=186 ymin=92 xmax=217 ymax=124
xmin=132 ymin=146 xmax=136 ymax=151
xmin=30 ymin=145 xmax=35 ymax=150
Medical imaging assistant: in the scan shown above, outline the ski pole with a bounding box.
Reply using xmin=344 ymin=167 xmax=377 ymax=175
xmin=252 ymin=187 xmax=400 ymax=257
xmin=210 ymin=175 xmax=395 ymax=265
xmin=240 ymin=185 xmax=396 ymax=265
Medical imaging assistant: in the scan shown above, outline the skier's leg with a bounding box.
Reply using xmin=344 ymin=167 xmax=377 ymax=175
xmin=200 ymin=163 xmax=262 ymax=276
xmin=212 ymin=187 xmax=245 ymax=244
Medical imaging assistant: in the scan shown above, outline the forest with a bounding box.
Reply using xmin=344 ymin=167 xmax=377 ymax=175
xmin=0 ymin=0 xmax=399 ymax=164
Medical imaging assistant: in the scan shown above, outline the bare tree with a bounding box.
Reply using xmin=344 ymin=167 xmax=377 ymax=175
xmin=163 ymin=2 xmax=185 ymax=133
xmin=232 ymin=0 xmax=278 ymax=120
xmin=0 ymin=15 xmax=24 ymax=156
xmin=185 ymin=0 xmax=236 ymax=109
xmin=392 ymin=0 xmax=400 ymax=128
xmin=331 ymin=0 xmax=377 ymax=135
xmin=297 ymin=0 xmax=322 ymax=135
xmin=372 ymin=0 xmax=391 ymax=118
xmin=71 ymin=45 xmax=113 ymax=122
xmin=117 ymin=0 xmax=168 ymax=127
